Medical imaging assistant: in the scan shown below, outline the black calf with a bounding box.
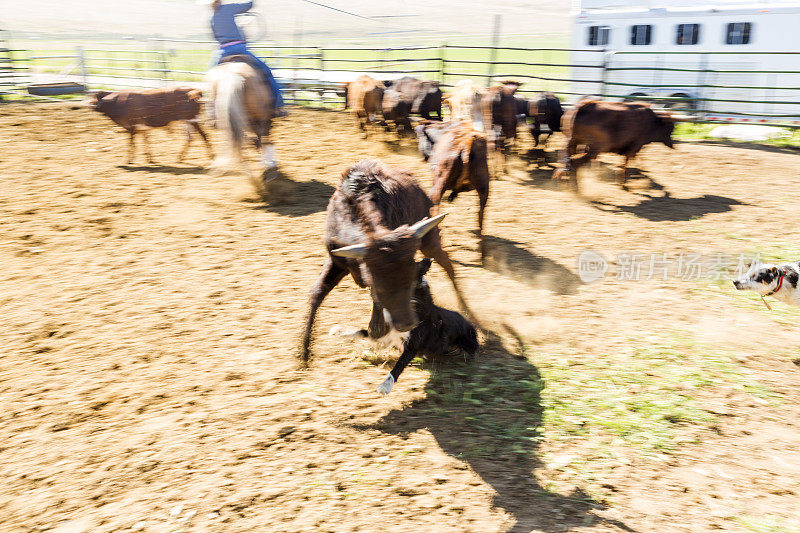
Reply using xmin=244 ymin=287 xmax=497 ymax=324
xmin=343 ymin=259 xmax=478 ymax=395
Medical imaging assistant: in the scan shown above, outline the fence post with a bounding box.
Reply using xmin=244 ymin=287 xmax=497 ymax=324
xmin=317 ymin=46 xmax=324 ymax=106
xmin=543 ymin=49 xmax=551 ymax=93
xmin=150 ymin=36 xmax=166 ymax=87
xmin=292 ymin=16 xmax=303 ymax=106
xmin=159 ymin=49 xmax=171 ymax=87
xmin=439 ymin=43 xmax=447 ymax=86
xmin=76 ymin=46 xmax=88 ymax=88
xmin=380 ymin=48 xmax=388 ymax=77
xmin=696 ymin=52 xmax=710 ymax=119
xmin=654 ymin=53 xmax=663 ymax=97
xmin=765 ymin=72 xmax=776 ymax=119
xmin=486 ymin=14 xmax=502 ymax=86
xmin=599 ymin=50 xmax=612 ymax=98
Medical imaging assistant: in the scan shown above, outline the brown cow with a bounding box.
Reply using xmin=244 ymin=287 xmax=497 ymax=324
xmin=517 ymin=92 xmax=564 ymax=147
xmin=445 ymin=80 xmax=520 ymax=173
xmin=554 ymin=99 xmax=678 ymax=188
xmin=483 ymin=80 xmax=522 ymax=153
xmin=381 ymin=76 xmax=443 ymax=135
xmin=87 ymin=87 xmax=212 ymax=165
xmin=343 ymin=75 xmax=385 ymax=136
xmin=416 ymin=121 xmax=490 ymax=255
xmin=300 ymin=159 xmax=472 ymax=366
xmin=444 ymin=80 xmax=486 ymax=126
xmin=389 ymin=77 xmax=443 ymax=121
xmin=381 ymin=86 xmax=413 ymax=135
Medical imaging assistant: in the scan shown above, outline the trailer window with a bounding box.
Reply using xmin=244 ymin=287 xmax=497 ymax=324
xmin=588 ymin=26 xmax=610 ymax=46
xmin=676 ymin=24 xmax=700 ymax=45
xmin=630 ymin=25 xmax=652 ymax=45
xmin=726 ymin=22 xmax=752 ymax=45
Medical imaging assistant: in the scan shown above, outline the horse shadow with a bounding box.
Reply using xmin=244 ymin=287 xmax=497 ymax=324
xmin=253 ymin=169 xmax=335 ymax=217
xmin=467 ymin=235 xmax=582 ymax=295
xmin=118 ymin=164 xmax=206 ymax=175
xmin=366 ymin=331 xmax=631 ymax=532
xmin=591 ymin=192 xmax=746 ymax=222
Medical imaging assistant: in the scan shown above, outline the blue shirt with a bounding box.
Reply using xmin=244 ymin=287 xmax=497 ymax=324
xmin=211 ymin=1 xmax=253 ymax=44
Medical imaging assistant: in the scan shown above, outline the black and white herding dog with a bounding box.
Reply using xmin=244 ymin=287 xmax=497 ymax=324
xmin=733 ymin=261 xmax=800 ymax=307
xmin=331 ymin=258 xmax=479 ymax=395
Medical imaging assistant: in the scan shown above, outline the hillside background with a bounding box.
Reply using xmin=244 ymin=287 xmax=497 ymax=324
xmin=1 ymin=0 xmax=572 ymax=44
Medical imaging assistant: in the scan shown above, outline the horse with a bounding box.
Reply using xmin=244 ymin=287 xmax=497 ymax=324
xmin=205 ymin=56 xmax=276 ymax=176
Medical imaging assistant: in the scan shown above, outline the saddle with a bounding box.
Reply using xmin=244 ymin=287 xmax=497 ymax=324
xmin=218 ymin=54 xmax=260 ymax=70
xmin=217 ymin=53 xmax=282 ymax=114
xmin=218 ymin=54 xmax=272 ymax=91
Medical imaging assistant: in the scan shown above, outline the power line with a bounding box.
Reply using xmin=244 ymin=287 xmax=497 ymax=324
xmin=296 ymin=0 xmax=375 ymax=21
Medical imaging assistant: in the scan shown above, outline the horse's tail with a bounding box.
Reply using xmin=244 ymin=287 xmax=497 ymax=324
xmin=214 ymin=70 xmax=248 ymax=167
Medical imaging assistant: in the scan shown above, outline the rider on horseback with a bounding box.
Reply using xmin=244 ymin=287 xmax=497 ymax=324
xmin=202 ymin=0 xmax=286 ymax=115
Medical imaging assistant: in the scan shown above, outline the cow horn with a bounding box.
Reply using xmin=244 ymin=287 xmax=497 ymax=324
xmin=653 ymin=108 xmax=694 ymax=123
xmin=669 ymin=113 xmax=694 ymax=122
xmin=330 ymin=243 xmax=368 ymax=259
xmin=410 ymin=213 xmax=447 ymax=238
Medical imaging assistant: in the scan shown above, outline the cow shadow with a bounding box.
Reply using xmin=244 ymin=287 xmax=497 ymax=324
xmin=118 ymin=164 xmax=206 ymax=175
xmin=366 ymin=331 xmax=631 ymax=532
xmin=463 ymin=235 xmax=582 ymax=295
xmin=502 ymin=149 xmax=562 ymax=190
xmin=518 ymin=145 xmax=559 ymax=166
xmin=591 ymin=192 xmax=746 ymax=222
xmin=381 ymin=135 xmax=420 ymax=156
xmin=588 ymin=162 xmax=669 ymax=194
xmin=692 ymin=138 xmax=800 ymax=155
xmin=253 ymin=170 xmax=335 ymax=217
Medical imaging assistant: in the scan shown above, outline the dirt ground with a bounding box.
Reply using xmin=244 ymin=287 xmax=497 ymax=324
xmin=1 ymin=102 xmax=799 ymax=533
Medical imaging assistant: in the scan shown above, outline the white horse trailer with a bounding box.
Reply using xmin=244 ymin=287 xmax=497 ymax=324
xmin=570 ymin=1 xmax=800 ymax=124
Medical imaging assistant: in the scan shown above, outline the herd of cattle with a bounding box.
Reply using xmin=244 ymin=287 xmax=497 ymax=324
xmin=84 ymin=73 xmax=687 ymax=395
xmin=341 ymin=74 xmax=683 ymax=242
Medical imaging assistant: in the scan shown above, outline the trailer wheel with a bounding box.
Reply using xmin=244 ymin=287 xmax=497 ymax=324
xmin=623 ymin=92 xmax=650 ymax=104
xmin=664 ymin=93 xmax=697 ymax=112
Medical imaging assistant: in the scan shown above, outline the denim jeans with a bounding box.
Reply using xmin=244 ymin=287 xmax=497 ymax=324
xmin=211 ymin=43 xmax=285 ymax=108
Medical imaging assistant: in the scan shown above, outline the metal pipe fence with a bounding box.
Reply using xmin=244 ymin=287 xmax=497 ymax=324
xmin=5 ymin=38 xmax=800 ymax=127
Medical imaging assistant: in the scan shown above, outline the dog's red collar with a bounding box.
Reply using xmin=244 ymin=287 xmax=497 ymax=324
xmin=766 ymin=269 xmax=786 ymax=296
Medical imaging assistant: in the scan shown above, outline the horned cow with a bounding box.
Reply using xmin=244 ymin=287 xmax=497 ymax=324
xmin=300 ymin=159 xmax=472 ymax=369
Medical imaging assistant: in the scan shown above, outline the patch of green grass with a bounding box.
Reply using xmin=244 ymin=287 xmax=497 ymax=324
xmin=379 ymin=354 xmax=546 ymax=461
xmin=675 ymin=122 xmax=800 ymax=149
xmin=734 ymin=515 xmax=800 ymax=533
xmin=537 ymin=332 xmax=776 ymax=455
